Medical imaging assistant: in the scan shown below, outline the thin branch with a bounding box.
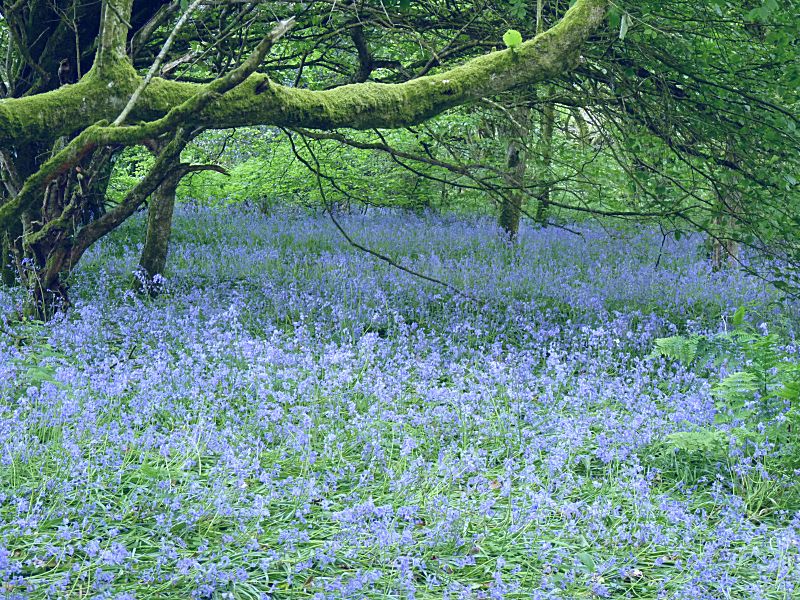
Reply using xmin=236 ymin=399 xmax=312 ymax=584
xmin=115 ymin=0 xmax=204 ymax=126
xmin=104 ymin=0 xmax=133 ymax=30
xmin=131 ymin=1 xmax=180 ymax=57
xmin=286 ymin=129 xmax=481 ymax=302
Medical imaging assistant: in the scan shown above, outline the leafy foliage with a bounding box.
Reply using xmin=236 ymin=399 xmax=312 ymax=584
xmin=3 ymin=319 xmax=65 ymax=388
xmin=651 ymin=334 xmax=701 ymax=364
xmin=649 ymin=307 xmax=800 ymax=518
xmin=653 ymin=309 xmax=799 ymax=438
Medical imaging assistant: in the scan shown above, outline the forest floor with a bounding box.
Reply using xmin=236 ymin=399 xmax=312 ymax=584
xmin=1 ymin=207 xmax=799 ymax=599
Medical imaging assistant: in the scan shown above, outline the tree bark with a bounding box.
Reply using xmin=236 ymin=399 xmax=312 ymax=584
xmin=499 ymin=138 xmax=527 ymax=240
xmin=1 ymin=235 xmax=17 ymax=286
xmin=711 ymin=142 xmax=741 ymax=270
xmin=134 ymin=170 xmax=181 ymax=295
xmin=134 ymin=160 xmax=225 ymax=295
xmin=534 ymin=91 xmax=556 ymax=225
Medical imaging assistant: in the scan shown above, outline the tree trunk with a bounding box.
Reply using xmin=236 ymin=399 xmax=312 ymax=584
xmin=711 ymin=220 xmax=741 ymax=270
xmin=499 ymin=138 xmax=527 ymax=240
xmin=133 ymin=170 xmax=181 ymax=296
xmin=6 ymin=131 xmax=189 ymax=319
xmin=534 ymin=94 xmax=556 ymax=225
xmin=0 ymin=217 xmax=19 ymax=287
xmin=1 ymin=147 xmax=38 ymax=287
xmin=79 ymin=146 xmax=117 ymax=224
xmin=0 ymin=142 xmax=118 ymax=317
xmin=569 ymin=108 xmax=589 ymax=144
xmin=711 ymin=142 xmax=741 ymax=270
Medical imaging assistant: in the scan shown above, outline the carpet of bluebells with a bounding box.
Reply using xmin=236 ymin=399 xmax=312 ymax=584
xmin=1 ymin=207 xmax=799 ymax=599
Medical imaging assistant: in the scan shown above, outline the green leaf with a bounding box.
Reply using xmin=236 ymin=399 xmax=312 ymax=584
xmin=503 ymin=29 xmax=523 ymax=50
xmin=619 ymin=13 xmax=630 ymax=40
xmin=509 ymin=0 xmax=527 ymax=19
xmin=714 ymin=371 xmax=759 ymax=408
xmin=664 ymin=429 xmax=727 ymax=454
xmin=732 ymin=305 xmax=746 ymax=328
xmin=576 ymin=552 xmax=595 ymax=572
xmin=607 ymin=6 xmax=621 ymax=31
xmin=773 ymin=279 xmax=791 ymax=292
xmin=778 ymin=380 xmax=800 ymax=402
xmin=25 ymin=366 xmax=56 ymax=384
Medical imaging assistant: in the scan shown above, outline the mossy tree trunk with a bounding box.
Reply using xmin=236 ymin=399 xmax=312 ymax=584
xmin=133 ymin=161 xmax=226 ymax=296
xmin=499 ymin=137 xmax=527 ymax=240
xmin=0 ymin=240 xmax=15 ymax=286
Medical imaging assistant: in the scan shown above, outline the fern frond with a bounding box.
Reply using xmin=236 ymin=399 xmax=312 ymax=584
xmin=651 ymin=335 xmax=701 ymax=365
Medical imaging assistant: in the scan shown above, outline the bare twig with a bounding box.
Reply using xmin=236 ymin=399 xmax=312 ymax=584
xmin=286 ymin=129 xmax=481 ymax=302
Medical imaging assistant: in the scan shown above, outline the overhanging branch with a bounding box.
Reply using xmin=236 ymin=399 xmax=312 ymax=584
xmin=0 ymin=0 xmax=608 ymax=146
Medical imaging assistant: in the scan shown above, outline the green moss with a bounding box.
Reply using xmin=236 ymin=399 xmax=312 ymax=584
xmin=193 ymin=0 xmax=606 ymax=131
xmin=0 ymin=64 xmax=139 ymax=148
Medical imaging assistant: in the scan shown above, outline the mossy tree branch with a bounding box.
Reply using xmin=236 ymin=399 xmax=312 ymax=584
xmin=0 ymin=0 xmax=607 ymax=319
xmin=0 ymin=17 xmax=296 ymax=231
xmin=0 ymin=0 xmax=607 ymax=146
xmin=97 ymin=0 xmax=136 ymax=73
